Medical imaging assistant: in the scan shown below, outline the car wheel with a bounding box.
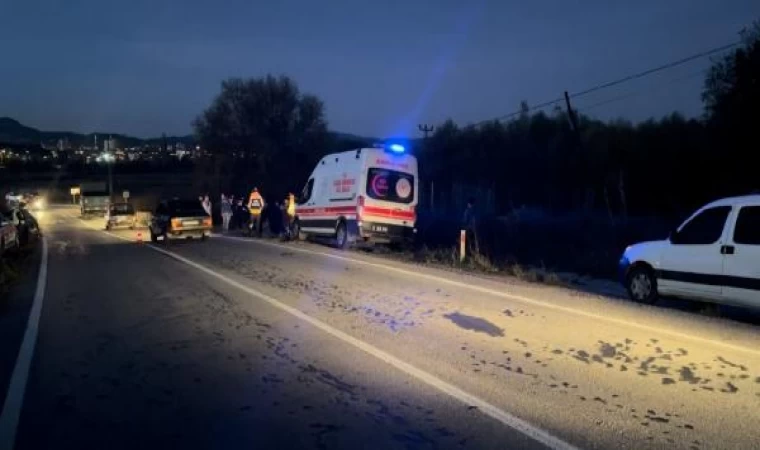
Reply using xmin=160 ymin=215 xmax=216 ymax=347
xmin=626 ymin=265 xmax=658 ymax=304
xmin=335 ymin=221 xmax=349 ymax=250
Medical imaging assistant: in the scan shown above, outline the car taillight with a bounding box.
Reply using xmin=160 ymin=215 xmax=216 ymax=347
xmin=203 ymin=217 xmax=212 ymax=227
xmin=171 ymin=218 xmax=181 ymax=229
xmin=357 ymin=195 xmax=364 ymax=220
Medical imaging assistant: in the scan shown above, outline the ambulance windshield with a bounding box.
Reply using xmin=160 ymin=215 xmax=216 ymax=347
xmin=366 ymin=168 xmax=415 ymax=204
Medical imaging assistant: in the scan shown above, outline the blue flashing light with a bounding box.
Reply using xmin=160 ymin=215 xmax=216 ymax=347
xmin=387 ymin=143 xmax=405 ymax=154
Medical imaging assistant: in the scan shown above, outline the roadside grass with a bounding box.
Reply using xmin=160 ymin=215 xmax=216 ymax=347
xmin=409 ymin=244 xmax=569 ymax=287
xmin=0 ymin=247 xmax=34 ymax=298
xmin=0 ymin=258 xmax=21 ymax=295
xmin=413 ymin=210 xmax=675 ymax=281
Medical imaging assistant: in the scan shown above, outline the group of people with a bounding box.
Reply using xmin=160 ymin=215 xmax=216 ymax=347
xmin=209 ymin=188 xmax=297 ymax=239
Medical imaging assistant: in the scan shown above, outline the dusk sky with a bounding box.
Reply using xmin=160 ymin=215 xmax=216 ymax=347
xmin=1 ymin=0 xmax=758 ymax=138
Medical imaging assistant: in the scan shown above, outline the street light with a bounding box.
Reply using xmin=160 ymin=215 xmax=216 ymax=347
xmin=102 ymin=153 xmax=115 ymax=200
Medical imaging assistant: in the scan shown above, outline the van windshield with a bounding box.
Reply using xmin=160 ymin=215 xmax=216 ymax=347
xmin=365 ymin=168 xmax=415 ymax=204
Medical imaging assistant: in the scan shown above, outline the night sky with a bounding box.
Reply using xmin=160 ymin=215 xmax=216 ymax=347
xmin=1 ymin=0 xmax=758 ymax=138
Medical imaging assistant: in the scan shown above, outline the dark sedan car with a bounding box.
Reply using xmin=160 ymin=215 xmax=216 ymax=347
xmin=149 ymin=199 xmax=212 ymax=242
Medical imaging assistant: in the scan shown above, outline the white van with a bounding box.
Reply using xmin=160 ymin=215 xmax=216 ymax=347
xmin=293 ymin=143 xmax=418 ymax=248
xmin=620 ymin=195 xmax=760 ymax=309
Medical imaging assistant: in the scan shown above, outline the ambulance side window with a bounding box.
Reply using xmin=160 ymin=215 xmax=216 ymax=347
xmin=299 ymin=179 xmax=314 ymax=205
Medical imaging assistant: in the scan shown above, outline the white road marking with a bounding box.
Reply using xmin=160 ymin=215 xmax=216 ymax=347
xmin=0 ymin=238 xmax=49 ymax=450
xmin=73 ymin=212 xmax=578 ymax=450
xmin=215 ymin=234 xmax=760 ymax=357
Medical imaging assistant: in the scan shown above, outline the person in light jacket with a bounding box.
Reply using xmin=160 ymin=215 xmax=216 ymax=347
xmin=202 ymin=194 xmax=212 ymax=217
xmin=220 ymin=194 xmax=233 ymax=231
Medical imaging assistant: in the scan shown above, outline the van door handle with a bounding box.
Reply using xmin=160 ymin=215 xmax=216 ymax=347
xmin=721 ymin=245 xmax=735 ymax=255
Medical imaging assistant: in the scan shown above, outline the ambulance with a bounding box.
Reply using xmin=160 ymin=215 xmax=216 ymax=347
xmin=293 ymin=142 xmax=418 ymax=248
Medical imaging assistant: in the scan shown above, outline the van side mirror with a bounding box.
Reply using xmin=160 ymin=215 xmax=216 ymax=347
xmin=668 ymin=229 xmax=679 ymax=244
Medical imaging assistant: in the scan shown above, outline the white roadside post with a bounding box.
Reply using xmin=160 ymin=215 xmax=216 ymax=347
xmin=459 ymin=229 xmax=466 ymax=263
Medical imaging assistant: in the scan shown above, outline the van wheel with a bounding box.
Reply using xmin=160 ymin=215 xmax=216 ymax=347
xmin=335 ymin=221 xmax=349 ymax=249
xmin=626 ymin=265 xmax=658 ymax=304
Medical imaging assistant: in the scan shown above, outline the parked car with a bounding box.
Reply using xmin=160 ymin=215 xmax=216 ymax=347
xmin=0 ymin=209 xmax=20 ymax=255
xmin=620 ymin=195 xmax=760 ymax=310
xmin=149 ymin=198 xmax=212 ymax=242
xmin=7 ymin=207 xmax=40 ymax=246
xmin=105 ymin=203 xmax=136 ymax=230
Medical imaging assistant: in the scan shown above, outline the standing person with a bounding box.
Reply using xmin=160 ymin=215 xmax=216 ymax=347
xmin=233 ymin=197 xmax=244 ymax=231
xmin=283 ymin=192 xmax=296 ymax=240
xmin=268 ymin=200 xmax=282 ymax=236
xmin=220 ymin=194 xmax=233 ymax=231
xmin=202 ymin=194 xmax=212 ymax=217
xmin=462 ymin=197 xmax=478 ymax=253
xmin=247 ymin=187 xmax=265 ymax=237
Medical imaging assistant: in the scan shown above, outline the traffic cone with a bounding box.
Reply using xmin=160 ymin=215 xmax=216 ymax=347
xmin=136 ymin=232 xmax=143 ymax=244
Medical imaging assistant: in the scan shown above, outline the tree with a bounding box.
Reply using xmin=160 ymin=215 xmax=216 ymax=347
xmin=702 ymin=21 xmax=760 ymax=194
xmin=703 ymin=21 xmax=760 ymax=122
xmin=193 ymin=75 xmax=329 ymax=197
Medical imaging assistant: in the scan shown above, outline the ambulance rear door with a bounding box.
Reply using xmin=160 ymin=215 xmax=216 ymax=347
xmin=360 ymin=149 xmax=417 ymax=229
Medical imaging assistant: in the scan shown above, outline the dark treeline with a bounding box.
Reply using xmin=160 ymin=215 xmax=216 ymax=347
xmin=419 ymin=109 xmax=718 ymax=218
xmin=419 ymin=23 xmax=760 ymax=220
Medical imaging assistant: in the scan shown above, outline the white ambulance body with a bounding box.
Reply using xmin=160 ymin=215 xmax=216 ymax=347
xmin=294 ymin=143 xmax=418 ymax=248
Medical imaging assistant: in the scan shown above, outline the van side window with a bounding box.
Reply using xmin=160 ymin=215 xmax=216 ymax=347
xmin=673 ymin=206 xmax=731 ymax=245
xmin=734 ymin=206 xmax=760 ymax=245
xmin=299 ymin=179 xmax=314 ymax=205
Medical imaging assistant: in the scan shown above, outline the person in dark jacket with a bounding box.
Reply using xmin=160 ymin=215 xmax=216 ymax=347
xmin=267 ymin=201 xmax=283 ymax=236
xmin=462 ymin=197 xmax=478 ymax=252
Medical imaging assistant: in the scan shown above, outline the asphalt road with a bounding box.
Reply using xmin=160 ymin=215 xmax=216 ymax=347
xmin=2 ymin=205 xmax=760 ymax=450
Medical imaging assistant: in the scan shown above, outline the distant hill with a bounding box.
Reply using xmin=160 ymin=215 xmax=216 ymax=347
xmin=0 ymin=117 xmax=191 ymax=148
xmin=0 ymin=117 xmax=378 ymax=151
xmin=0 ymin=117 xmax=40 ymax=144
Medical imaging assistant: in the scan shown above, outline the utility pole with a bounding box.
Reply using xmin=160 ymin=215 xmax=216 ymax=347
xmin=418 ymin=124 xmax=434 ymax=139
xmin=564 ymin=91 xmax=591 ymax=212
xmin=418 ymin=124 xmax=436 ymax=210
xmin=107 ymin=135 xmax=114 ymax=201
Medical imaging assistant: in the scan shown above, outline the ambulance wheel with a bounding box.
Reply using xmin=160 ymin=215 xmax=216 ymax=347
xmin=335 ymin=221 xmax=349 ymax=249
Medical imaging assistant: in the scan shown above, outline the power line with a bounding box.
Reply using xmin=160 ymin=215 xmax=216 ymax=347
xmin=577 ymin=69 xmax=707 ymax=113
xmin=473 ymin=41 xmax=740 ymax=126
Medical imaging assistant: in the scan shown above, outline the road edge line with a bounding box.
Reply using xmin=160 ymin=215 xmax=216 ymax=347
xmin=213 ymin=235 xmax=760 ymax=357
xmin=0 ymin=237 xmax=48 ymax=450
